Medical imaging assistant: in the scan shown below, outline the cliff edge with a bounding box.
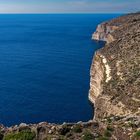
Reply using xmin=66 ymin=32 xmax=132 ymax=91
xmin=89 ymin=12 xmax=140 ymax=120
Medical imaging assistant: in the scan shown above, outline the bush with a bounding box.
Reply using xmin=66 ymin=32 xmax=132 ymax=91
xmin=104 ymin=130 xmax=112 ymax=137
xmin=73 ymin=125 xmax=82 ymax=133
xmin=97 ymin=137 xmax=109 ymax=140
xmin=135 ymin=130 xmax=140 ymax=138
xmin=128 ymin=121 xmax=137 ymax=128
xmin=66 ymin=132 xmax=72 ymax=137
xmin=107 ymin=118 xmax=112 ymax=124
xmin=3 ymin=130 xmax=36 ymax=140
xmin=83 ymin=131 xmax=93 ymax=140
xmin=107 ymin=126 xmax=114 ymax=132
xmin=0 ymin=132 xmax=3 ymax=140
xmin=58 ymin=125 xmax=70 ymax=135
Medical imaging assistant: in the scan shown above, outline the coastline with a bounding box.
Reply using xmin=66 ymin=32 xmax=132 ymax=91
xmin=0 ymin=12 xmax=140 ymax=140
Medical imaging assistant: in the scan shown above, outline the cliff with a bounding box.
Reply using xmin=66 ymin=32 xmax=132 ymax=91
xmin=0 ymin=13 xmax=140 ymax=140
xmin=89 ymin=12 xmax=140 ymax=120
xmin=92 ymin=23 xmax=117 ymax=43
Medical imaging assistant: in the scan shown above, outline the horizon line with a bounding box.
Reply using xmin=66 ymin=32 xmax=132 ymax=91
xmin=0 ymin=12 xmax=126 ymax=14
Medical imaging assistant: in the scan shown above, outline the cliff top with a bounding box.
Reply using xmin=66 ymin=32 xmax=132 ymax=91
xmin=100 ymin=12 xmax=140 ymax=116
xmin=89 ymin=12 xmax=140 ymax=139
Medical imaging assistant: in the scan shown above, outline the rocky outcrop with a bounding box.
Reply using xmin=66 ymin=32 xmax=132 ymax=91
xmin=0 ymin=121 xmax=102 ymax=140
xmin=0 ymin=116 xmax=140 ymax=140
xmin=1 ymin=116 xmax=140 ymax=140
xmin=89 ymin=12 xmax=140 ymax=120
xmin=92 ymin=23 xmax=117 ymax=43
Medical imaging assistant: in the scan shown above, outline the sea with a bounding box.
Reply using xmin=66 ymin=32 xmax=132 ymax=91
xmin=0 ymin=14 xmax=120 ymax=126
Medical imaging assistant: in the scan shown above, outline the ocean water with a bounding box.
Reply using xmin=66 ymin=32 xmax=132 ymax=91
xmin=0 ymin=14 xmax=120 ymax=126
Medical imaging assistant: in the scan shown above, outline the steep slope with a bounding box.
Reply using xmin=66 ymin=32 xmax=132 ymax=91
xmin=89 ymin=12 xmax=140 ymax=120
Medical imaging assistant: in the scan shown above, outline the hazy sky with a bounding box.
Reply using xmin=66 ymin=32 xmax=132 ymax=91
xmin=0 ymin=0 xmax=139 ymax=13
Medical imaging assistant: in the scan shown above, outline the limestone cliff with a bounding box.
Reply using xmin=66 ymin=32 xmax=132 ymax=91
xmin=92 ymin=23 xmax=117 ymax=43
xmin=89 ymin=12 xmax=140 ymax=120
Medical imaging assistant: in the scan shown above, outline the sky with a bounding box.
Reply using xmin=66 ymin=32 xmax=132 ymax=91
xmin=0 ymin=0 xmax=139 ymax=13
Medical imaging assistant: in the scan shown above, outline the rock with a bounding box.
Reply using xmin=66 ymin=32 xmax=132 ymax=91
xmin=38 ymin=122 xmax=48 ymax=125
xmin=135 ymin=121 xmax=140 ymax=127
xmin=62 ymin=122 xmax=66 ymax=125
xmin=93 ymin=132 xmax=99 ymax=138
xmin=92 ymin=122 xmax=99 ymax=128
xmin=37 ymin=126 xmax=46 ymax=134
xmin=77 ymin=121 xmax=82 ymax=124
xmin=51 ymin=126 xmax=55 ymax=131
xmin=19 ymin=123 xmax=27 ymax=127
xmin=58 ymin=125 xmax=70 ymax=135
xmin=48 ymin=130 xmax=52 ymax=134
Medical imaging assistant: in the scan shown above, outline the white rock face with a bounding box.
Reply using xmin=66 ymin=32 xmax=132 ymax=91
xmin=100 ymin=55 xmax=112 ymax=83
xmin=89 ymin=52 xmax=112 ymax=105
xmin=89 ymin=53 xmax=104 ymax=104
xmin=92 ymin=23 xmax=117 ymax=43
xmin=19 ymin=123 xmax=27 ymax=127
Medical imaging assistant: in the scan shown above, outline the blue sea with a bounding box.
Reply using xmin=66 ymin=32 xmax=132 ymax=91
xmin=0 ymin=14 xmax=120 ymax=126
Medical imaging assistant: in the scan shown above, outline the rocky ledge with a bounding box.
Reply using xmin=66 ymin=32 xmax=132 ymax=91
xmin=0 ymin=12 xmax=140 ymax=140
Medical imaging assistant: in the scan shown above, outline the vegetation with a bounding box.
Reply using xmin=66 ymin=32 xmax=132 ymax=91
xmin=127 ymin=121 xmax=137 ymax=128
xmin=104 ymin=130 xmax=112 ymax=137
xmin=97 ymin=137 xmax=109 ymax=140
xmin=72 ymin=124 xmax=82 ymax=133
xmin=83 ymin=130 xmax=93 ymax=140
xmin=134 ymin=130 xmax=140 ymax=138
xmin=107 ymin=118 xmax=112 ymax=124
xmin=0 ymin=132 xmax=3 ymax=140
xmin=58 ymin=125 xmax=70 ymax=135
xmin=3 ymin=130 xmax=36 ymax=140
xmin=107 ymin=126 xmax=114 ymax=132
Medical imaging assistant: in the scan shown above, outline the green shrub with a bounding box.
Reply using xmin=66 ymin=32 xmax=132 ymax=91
xmin=107 ymin=118 xmax=112 ymax=124
xmin=127 ymin=121 xmax=137 ymax=128
xmin=0 ymin=132 xmax=3 ymax=140
xmin=97 ymin=137 xmax=109 ymax=140
xmin=135 ymin=130 xmax=140 ymax=138
xmin=66 ymin=132 xmax=72 ymax=137
xmin=104 ymin=130 xmax=112 ymax=137
xmin=3 ymin=130 xmax=36 ymax=140
xmin=73 ymin=124 xmax=82 ymax=133
xmin=107 ymin=126 xmax=114 ymax=132
xmin=58 ymin=125 xmax=70 ymax=135
xmin=83 ymin=131 xmax=93 ymax=140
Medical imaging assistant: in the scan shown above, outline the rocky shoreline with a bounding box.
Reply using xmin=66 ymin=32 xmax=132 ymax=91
xmin=0 ymin=116 xmax=140 ymax=140
xmin=0 ymin=12 xmax=140 ymax=140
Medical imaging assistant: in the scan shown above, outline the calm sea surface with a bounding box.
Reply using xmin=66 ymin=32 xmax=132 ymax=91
xmin=0 ymin=14 xmax=120 ymax=126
